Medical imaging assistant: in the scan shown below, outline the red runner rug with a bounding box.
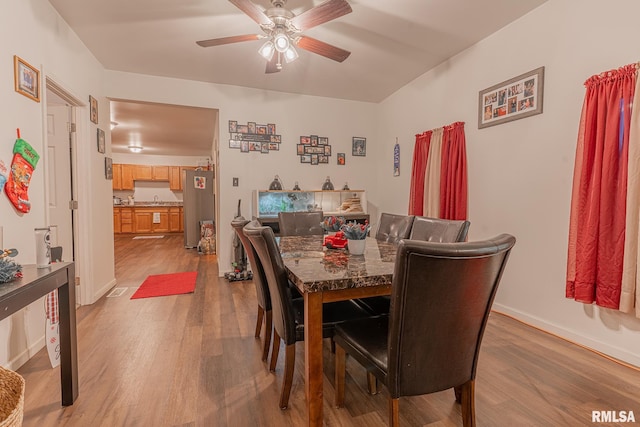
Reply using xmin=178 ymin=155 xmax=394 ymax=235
xmin=130 ymin=271 xmax=197 ymax=299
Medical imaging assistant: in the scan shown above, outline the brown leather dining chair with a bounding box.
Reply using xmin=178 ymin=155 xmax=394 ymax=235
xmin=360 ymin=216 xmax=471 ymax=317
xmin=334 ymin=234 xmax=516 ymax=427
xmin=243 ymin=220 xmax=372 ymax=410
xmin=231 ymin=217 xmax=273 ymax=362
xmin=375 ymin=213 xmax=415 ymax=243
xmin=409 ymin=216 xmax=470 ymax=242
xmin=278 ymin=211 xmax=324 ymax=236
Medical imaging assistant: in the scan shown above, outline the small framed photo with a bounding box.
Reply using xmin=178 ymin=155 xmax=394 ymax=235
xmin=318 ymin=136 xmax=328 ymax=145
xmin=89 ymin=95 xmax=98 ymax=124
xmin=267 ymin=124 xmax=276 ymax=135
xmin=352 ymin=137 xmax=366 ymax=156
xmin=261 ymin=144 xmax=269 ymax=153
xmin=105 ymin=157 xmax=113 ymax=179
xmin=337 ymin=153 xmax=345 ymax=165
xmin=300 ymin=155 xmax=311 ymax=163
xmin=229 ymin=120 xmax=237 ymax=133
xmin=248 ymin=122 xmax=256 ymax=134
xmin=270 ymin=135 xmax=281 ymax=143
xmin=97 ymin=128 xmax=105 ymax=153
xmin=240 ymin=141 xmax=249 ymax=152
xmin=237 ymin=124 xmax=249 ymax=134
xmin=311 ymin=154 xmax=319 ymax=165
xmin=297 ymin=144 xmax=305 ymax=155
xmin=257 ymin=125 xmax=267 ymax=134
xmin=268 ymin=143 xmax=279 ymax=151
xmin=300 ymin=136 xmax=311 ymax=145
xmin=324 ymin=145 xmax=331 ymax=156
xmin=310 ymin=135 xmax=319 ymax=146
xmin=229 ymin=139 xmax=241 ymax=149
xmin=319 ymin=155 xmax=329 ymax=164
xmin=14 ymin=55 xmax=40 ymax=102
xmin=250 ymin=142 xmax=261 ymax=151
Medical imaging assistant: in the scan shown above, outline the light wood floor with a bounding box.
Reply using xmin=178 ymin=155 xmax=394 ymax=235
xmin=17 ymin=234 xmax=640 ymax=426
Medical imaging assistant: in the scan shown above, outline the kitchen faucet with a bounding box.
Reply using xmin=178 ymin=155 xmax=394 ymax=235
xmin=154 ymin=195 xmax=159 ymax=203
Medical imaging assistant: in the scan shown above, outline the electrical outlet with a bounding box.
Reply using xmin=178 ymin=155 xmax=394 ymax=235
xmin=233 ymin=177 xmax=239 ymax=187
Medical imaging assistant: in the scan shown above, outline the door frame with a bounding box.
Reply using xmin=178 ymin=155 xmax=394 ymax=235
xmin=43 ymin=76 xmax=86 ymax=304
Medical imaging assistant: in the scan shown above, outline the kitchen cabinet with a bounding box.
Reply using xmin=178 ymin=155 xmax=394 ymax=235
xmin=134 ymin=165 xmax=170 ymax=181
xmin=169 ymin=207 xmax=181 ymax=232
xmin=112 ymin=164 xmax=135 ymax=191
xmin=113 ymin=208 xmax=121 ymax=233
xmin=113 ymin=163 xmax=195 ymax=190
xmin=169 ymin=166 xmax=181 ymax=191
xmin=121 ymin=165 xmax=135 ymax=190
xmin=113 ymin=208 xmax=134 ymax=233
xmin=114 ymin=206 xmax=183 ymax=234
xmin=112 ymin=164 xmax=122 ymax=190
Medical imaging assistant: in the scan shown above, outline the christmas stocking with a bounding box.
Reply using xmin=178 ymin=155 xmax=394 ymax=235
xmin=4 ymin=138 xmax=39 ymax=213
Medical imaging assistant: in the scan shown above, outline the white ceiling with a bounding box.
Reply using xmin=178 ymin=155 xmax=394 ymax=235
xmin=47 ymin=0 xmax=547 ymax=155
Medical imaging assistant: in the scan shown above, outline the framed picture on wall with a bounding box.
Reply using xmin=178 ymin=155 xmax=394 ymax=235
xmin=105 ymin=157 xmax=113 ymax=179
xmin=89 ymin=95 xmax=98 ymax=124
xmin=97 ymin=128 xmax=105 ymax=153
xmin=352 ymin=137 xmax=366 ymax=156
xmin=337 ymin=153 xmax=345 ymax=165
xmin=478 ymin=66 xmax=544 ymax=129
xmin=13 ymin=55 xmax=40 ymax=102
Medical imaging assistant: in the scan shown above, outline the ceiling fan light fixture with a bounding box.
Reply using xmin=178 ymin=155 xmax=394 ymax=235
xmin=273 ymin=32 xmax=289 ymax=52
xmin=258 ymin=40 xmax=275 ymax=61
xmin=128 ymin=145 xmax=143 ymax=153
xmin=283 ymin=45 xmax=298 ymax=63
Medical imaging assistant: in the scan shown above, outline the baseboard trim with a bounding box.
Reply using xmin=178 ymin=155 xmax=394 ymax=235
xmin=8 ymin=335 xmax=45 ymax=371
xmin=492 ymin=303 xmax=640 ymax=369
xmin=93 ymin=278 xmax=117 ymax=304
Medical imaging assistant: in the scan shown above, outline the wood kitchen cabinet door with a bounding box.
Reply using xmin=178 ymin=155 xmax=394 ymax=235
xmin=169 ymin=166 xmax=181 ymax=191
xmin=121 ymin=164 xmax=135 ymax=190
xmin=113 ymin=208 xmax=121 ymax=233
xmin=112 ymin=164 xmax=122 ymax=190
xmin=120 ymin=209 xmax=134 ymax=233
xmin=135 ymin=165 xmax=152 ymax=181
xmin=152 ymin=166 xmax=170 ymax=181
xmin=134 ymin=210 xmax=153 ymax=233
xmin=152 ymin=211 xmax=170 ymax=233
xmin=169 ymin=207 xmax=181 ymax=232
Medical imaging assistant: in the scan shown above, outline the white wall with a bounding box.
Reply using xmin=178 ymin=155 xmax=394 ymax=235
xmin=0 ymin=0 xmax=112 ymax=368
xmin=377 ymin=0 xmax=640 ymax=366
xmin=105 ymin=71 xmax=379 ymax=274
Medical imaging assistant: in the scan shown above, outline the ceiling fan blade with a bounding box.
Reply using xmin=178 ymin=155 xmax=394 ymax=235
xmin=265 ymin=54 xmax=281 ymax=74
xmin=196 ymin=34 xmax=261 ymax=47
xmin=290 ymin=0 xmax=352 ymax=31
xmin=229 ymin=0 xmax=272 ymax=26
xmin=297 ymin=36 xmax=351 ymax=62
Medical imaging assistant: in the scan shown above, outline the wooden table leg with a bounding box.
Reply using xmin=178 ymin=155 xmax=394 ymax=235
xmin=305 ymin=291 xmax=323 ymax=427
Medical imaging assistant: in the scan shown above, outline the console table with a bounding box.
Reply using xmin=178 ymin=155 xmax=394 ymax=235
xmin=0 ymin=263 xmax=78 ymax=406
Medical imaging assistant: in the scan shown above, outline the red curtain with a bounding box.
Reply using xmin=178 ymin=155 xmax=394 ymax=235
xmin=566 ymin=64 xmax=636 ymax=309
xmin=408 ymin=130 xmax=432 ymax=215
xmin=440 ymin=122 xmax=468 ymax=220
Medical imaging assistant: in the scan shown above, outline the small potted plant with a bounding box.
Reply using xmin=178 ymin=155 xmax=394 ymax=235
xmin=340 ymin=221 xmax=370 ymax=255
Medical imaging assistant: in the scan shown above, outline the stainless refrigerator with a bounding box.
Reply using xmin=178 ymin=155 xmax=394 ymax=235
xmin=183 ymin=169 xmax=215 ymax=248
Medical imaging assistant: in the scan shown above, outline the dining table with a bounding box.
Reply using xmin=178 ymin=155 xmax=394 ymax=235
xmin=278 ymin=235 xmax=397 ymax=427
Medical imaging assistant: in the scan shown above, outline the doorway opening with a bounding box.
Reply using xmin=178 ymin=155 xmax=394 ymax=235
xmin=45 ymin=77 xmax=82 ymax=301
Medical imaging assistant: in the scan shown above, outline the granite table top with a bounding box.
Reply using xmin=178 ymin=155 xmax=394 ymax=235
xmin=279 ymin=235 xmax=397 ymax=293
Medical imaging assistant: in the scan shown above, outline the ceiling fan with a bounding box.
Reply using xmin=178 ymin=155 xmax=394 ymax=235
xmin=196 ymin=0 xmax=352 ymax=73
